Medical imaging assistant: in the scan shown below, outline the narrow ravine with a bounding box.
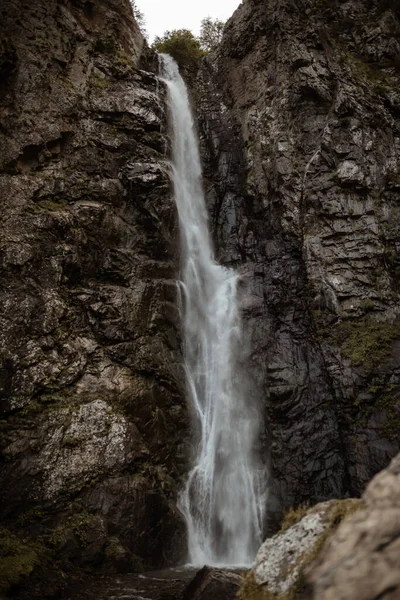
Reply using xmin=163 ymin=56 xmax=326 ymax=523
xmin=159 ymin=54 xmax=267 ymax=567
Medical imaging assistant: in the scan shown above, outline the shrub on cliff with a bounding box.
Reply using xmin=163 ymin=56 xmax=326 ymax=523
xmin=153 ymin=29 xmax=205 ymax=71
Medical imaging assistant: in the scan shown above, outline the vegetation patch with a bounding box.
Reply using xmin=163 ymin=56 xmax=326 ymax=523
xmin=94 ymin=36 xmax=117 ymax=57
xmin=0 ymin=528 xmax=43 ymax=594
xmin=279 ymin=505 xmax=309 ymax=533
xmin=335 ymin=318 xmax=400 ymax=370
xmin=238 ymin=570 xmax=305 ymax=600
xmin=153 ymin=29 xmax=205 ymax=72
xmin=321 ymin=317 xmax=400 ymax=372
xmin=363 ymin=376 xmax=400 ymax=439
xmin=90 ymin=70 xmax=110 ymax=90
xmin=27 ymin=197 xmax=69 ymax=215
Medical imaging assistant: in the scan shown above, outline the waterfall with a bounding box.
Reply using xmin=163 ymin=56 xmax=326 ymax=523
xmin=159 ymin=54 xmax=266 ymax=567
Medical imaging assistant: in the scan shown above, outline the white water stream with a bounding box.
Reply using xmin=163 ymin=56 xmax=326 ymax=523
xmin=159 ymin=54 xmax=266 ymax=567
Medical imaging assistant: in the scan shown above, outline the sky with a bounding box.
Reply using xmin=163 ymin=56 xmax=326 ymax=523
xmin=134 ymin=0 xmax=242 ymax=42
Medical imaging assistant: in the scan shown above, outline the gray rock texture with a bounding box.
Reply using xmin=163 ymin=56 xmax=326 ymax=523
xmin=2 ymin=0 xmax=400 ymax=596
xmin=194 ymin=0 xmax=400 ymax=522
xmin=307 ymin=452 xmax=400 ymax=600
xmin=0 ymin=0 xmax=187 ymax=594
xmin=237 ymin=498 xmax=361 ymax=600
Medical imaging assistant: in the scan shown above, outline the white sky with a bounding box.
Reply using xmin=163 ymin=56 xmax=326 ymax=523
xmin=135 ymin=0 xmax=242 ymax=42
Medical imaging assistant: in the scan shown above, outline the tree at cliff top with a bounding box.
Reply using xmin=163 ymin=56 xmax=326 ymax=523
xmin=199 ymin=17 xmax=225 ymax=51
xmin=130 ymin=0 xmax=148 ymax=38
xmin=153 ymin=29 xmax=205 ymax=71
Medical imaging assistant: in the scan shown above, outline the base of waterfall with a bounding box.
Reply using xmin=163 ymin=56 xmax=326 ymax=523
xmin=67 ymin=566 xmax=243 ymax=600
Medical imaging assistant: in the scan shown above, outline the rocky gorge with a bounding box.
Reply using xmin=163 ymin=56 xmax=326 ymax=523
xmin=0 ymin=0 xmax=399 ymax=598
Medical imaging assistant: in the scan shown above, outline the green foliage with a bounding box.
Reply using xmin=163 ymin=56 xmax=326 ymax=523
xmin=61 ymin=435 xmax=80 ymax=448
xmin=365 ymin=376 xmax=400 ymax=439
xmin=68 ymin=511 xmax=92 ymax=546
xmin=153 ymin=29 xmax=205 ymax=71
xmin=332 ymin=318 xmax=400 ymax=372
xmin=199 ymin=17 xmax=225 ymax=51
xmin=238 ymin=570 xmax=304 ymax=600
xmin=0 ymin=529 xmax=43 ymax=594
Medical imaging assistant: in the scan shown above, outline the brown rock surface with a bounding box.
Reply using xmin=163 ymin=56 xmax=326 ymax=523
xmin=0 ymin=0 xmax=186 ymax=595
xmin=307 ymin=452 xmax=400 ymax=600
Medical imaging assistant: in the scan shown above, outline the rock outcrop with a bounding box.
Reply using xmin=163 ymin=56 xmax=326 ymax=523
xmin=195 ymin=0 xmax=400 ymax=521
xmin=1 ymin=0 xmax=400 ymax=596
xmin=307 ymin=452 xmax=400 ymax=600
xmin=238 ymin=452 xmax=400 ymax=600
xmin=0 ymin=0 xmax=187 ymax=595
xmin=238 ymin=499 xmax=361 ymax=600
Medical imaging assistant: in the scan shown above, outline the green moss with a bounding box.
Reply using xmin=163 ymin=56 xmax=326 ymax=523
xmin=330 ymin=317 xmax=400 ymax=372
xmin=27 ymin=197 xmax=68 ymax=215
xmin=359 ymin=298 xmax=376 ymax=313
xmin=333 ymin=44 xmax=396 ymax=94
xmin=115 ymin=51 xmax=134 ymax=68
xmin=0 ymin=529 xmax=43 ymax=594
xmin=90 ymin=71 xmax=110 ymax=90
xmin=61 ymin=435 xmax=81 ymax=448
xmin=48 ymin=510 xmax=93 ymax=550
xmin=67 ymin=511 xmax=92 ymax=546
xmin=365 ymin=376 xmax=400 ymax=438
xmin=238 ymin=570 xmax=304 ymax=600
xmin=16 ymin=508 xmax=44 ymax=527
xmin=48 ymin=527 xmax=65 ymax=549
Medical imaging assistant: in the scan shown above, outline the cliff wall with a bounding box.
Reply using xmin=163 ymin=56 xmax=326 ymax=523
xmin=195 ymin=0 xmax=400 ymax=520
xmin=0 ymin=0 xmax=187 ymax=594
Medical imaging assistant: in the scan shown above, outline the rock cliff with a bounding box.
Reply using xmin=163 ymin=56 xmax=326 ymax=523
xmin=0 ymin=0 xmax=187 ymax=595
xmin=1 ymin=0 xmax=400 ymax=596
xmin=237 ymin=451 xmax=400 ymax=600
xmin=195 ymin=0 xmax=400 ymax=521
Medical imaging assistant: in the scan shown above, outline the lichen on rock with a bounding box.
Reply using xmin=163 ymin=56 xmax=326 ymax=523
xmin=238 ymin=499 xmax=362 ymax=600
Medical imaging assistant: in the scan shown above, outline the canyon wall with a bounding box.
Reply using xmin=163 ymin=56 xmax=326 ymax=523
xmin=0 ymin=0 xmax=187 ymax=593
xmin=1 ymin=0 xmax=400 ymax=596
xmin=195 ymin=0 xmax=400 ymax=520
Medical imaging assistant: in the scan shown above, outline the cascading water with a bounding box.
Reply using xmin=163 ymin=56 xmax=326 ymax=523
xmin=159 ymin=54 xmax=267 ymax=567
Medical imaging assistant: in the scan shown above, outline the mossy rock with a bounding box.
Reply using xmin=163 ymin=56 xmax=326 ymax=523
xmin=328 ymin=317 xmax=400 ymax=372
xmin=0 ymin=528 xmax=44 ymax=594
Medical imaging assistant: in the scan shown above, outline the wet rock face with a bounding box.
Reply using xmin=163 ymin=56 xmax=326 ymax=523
xmin=0 ymin=0 xmax=186 ymax=588
xmin=182 ymin=566 xmax=243 ymax=600
xmin=195 ymin=0 xmax=400 ymax=518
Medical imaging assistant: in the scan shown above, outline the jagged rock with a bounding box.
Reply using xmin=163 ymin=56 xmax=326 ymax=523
xmin=195 ymin=0 xmax=400 ymax=520
xmin=0 ymin=0 xmax=186 ymax=595
xmin=306 ymin=452 xmax=400 ymax=600
xmin=238 ymin=499 xmax=361 ymax=600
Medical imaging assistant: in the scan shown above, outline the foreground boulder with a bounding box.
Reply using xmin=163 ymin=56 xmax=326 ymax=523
xmin=238 ymin=499 xmax=361 ymax=600
xmin=182 ymin=566 xmax=243 ymax=600
xmin=306 ymin=452 xmax=400 ymax=600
